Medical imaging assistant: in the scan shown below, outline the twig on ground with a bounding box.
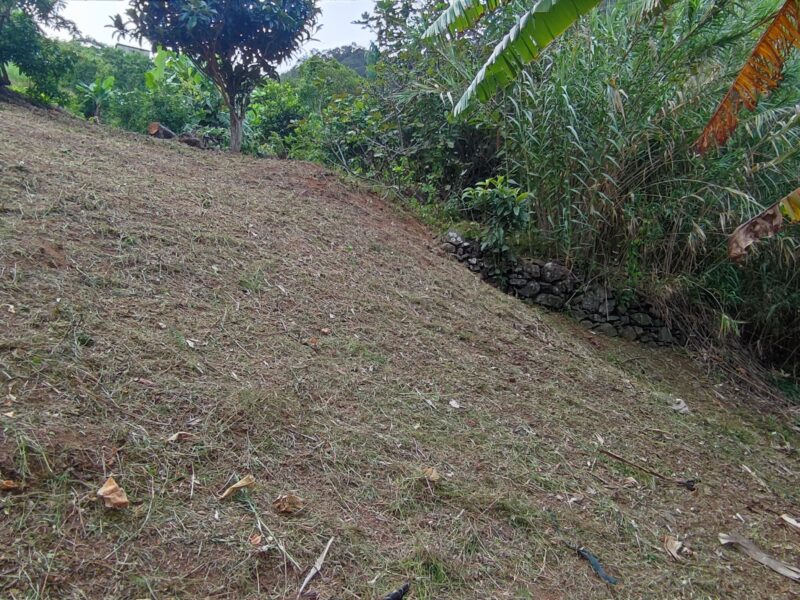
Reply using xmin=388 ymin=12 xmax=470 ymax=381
xmin=599 ymin=448 xmax=698 ymax=490
xmin=297 ymin=536 xmax=335 ymax=599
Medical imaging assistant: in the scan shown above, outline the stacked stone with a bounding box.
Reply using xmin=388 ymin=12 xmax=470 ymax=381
xmin=441 ymin=231 xmax=683 ymax=346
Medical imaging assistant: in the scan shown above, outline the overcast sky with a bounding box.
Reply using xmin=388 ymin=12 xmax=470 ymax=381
xmin=56 ymin=0 xmax=375 ymax=55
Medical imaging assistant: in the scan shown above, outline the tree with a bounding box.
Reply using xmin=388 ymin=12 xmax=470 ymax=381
xmin=114 ymin=0 xmax=319 ymax=152
xmin=0 ymin=0 xmax=75 ymax=90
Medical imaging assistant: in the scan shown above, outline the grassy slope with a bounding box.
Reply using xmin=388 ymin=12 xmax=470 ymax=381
xmin=0 ymin=101 xmax=798 ymax=600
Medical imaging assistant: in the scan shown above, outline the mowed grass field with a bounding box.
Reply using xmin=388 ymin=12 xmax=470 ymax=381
xmin=1 ymin=99 xmax=799 ymax=599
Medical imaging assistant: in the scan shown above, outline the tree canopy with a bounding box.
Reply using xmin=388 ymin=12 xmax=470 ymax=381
xmin=114 ymin=0 xmax=319 ymax=152
xmin=0 ymin=0 xmax=76 ymax=92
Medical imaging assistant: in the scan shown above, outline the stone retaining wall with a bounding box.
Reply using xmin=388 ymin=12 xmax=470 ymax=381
xmin=442 ymin=231 xmax=684 ymax=346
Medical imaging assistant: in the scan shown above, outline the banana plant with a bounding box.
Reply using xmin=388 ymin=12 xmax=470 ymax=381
xmin=423 ymin=0 xmax=603 ymax=115
xmin=77 ymin=75 xmax=116 ymax=123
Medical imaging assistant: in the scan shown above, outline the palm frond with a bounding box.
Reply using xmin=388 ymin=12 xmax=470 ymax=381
xmin=695 ymin=0 xmax=800 ymax=154
xmin=453 ymin=0 xmax=602 ymax=116
xmin=423 ymin=0 xmax=508 ymax=38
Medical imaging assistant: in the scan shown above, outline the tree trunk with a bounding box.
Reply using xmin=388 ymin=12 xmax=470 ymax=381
xmin=229 ymin=111 xmax=243 ymax=153
xmin=0 ymin=63 xmax=10 ymax=87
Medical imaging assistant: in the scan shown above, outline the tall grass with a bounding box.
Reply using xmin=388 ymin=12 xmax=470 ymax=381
xmin=471 ymin=0 xmax=800 ymax=369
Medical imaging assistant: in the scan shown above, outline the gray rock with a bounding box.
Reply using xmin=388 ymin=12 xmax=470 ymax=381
xmin=594 ymin=323 xmax=618 ymax=337
xmin=534 ymin=293 xmax=565 ymax=309
xmin=468 ymin=257 xmax=479 ymax=265
xmin=617 ymin=304 xmax=628 ymax=315
xmin=444 ymin=231 xmax=464 ymax=246
xmin=580 ymin=319 xmax=594 ymax=329
xmin=542 ymin=262 xmax=570 ymax=283
xmin=523 ymin=264 xmax=541 ymax=279
xmin=441 ymin=242 xmax=456 ymax=253
xmin=569 ymin=308 xmax=588 ymax=320
xmin=631 ymin=313 xmax=653 ymax=327
xmin=639 ymin=334 xmax=656 ymax=343
xmin=518 ymin=281 xmax=541 ymax=298
xmin=657 ymin=327 xmax=673 ymax=344
xmin=620 ymin=326 xmax=638 ymax=341
xmin=598 ymin=299 xmax=617 ymax=314
xmin=508 ymin=276 xmax=528 ymax=287
xmin=618 ymin=316 xmax=630 ymax=326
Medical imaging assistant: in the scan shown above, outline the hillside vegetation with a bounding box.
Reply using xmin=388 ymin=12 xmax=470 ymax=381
xmin=1 ymin=102 xmax=799 ymax=599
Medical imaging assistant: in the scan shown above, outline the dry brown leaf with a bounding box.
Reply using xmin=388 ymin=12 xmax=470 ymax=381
xmin=1 ymin=480 xmax=20 ymax=491
xmin=249 ymin=533 xmax=263 ymax=546
xmin=696 ymin=0 xmax=800 ymax=154
xmin=422 ymin=467 xmax=441 ymax=483
xmin=305 ymin=337 xmax=320 ymax=350
xmin=719 ymin=532 xmax=800 ymax=581
xmin=728 ymin=188 xmax=800 ymax=261
xmin=219 ymin=474 xmax=256 ymax=500
xmin=320 ymin=328 xmax=332 ymax=336
xmin=97 ymin=477 xmax=129 ymax=509
xmin=272 ymin=493 xmax=304 ymax=514
xmin=780 ymin=514 xmax=800 ymax=534
xmin=664 ymin=535 xmax=693 ymax=561
xmin=167 ymin=431 xmax=195 ymax=443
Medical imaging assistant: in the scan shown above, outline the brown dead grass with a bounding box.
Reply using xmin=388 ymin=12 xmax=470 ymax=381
xmin=1 ymin=101 xmax=799 ymax=599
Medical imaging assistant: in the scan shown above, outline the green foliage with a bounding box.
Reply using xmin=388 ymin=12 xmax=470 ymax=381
xmin=0 ymin=6 xmax=75 ymax=102
xmin=76 ymin=75 xmax=115 ymax=121
xmin=425 ymin=0 xmax=602 ymax=115
xmin=114 ymin=0 xmax=320 ymax=151
xmin=461 ymin=176 xmax=530 ymax=257
xmin=249 ymin=79 xmax=302 ymax=142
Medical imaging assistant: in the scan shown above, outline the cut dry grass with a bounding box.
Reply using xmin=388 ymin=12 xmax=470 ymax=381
xmin=1 ymin=101 xmax=799 ymax=599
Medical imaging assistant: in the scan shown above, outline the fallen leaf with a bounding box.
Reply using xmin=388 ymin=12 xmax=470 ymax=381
xmin=669 ymin=398 xmax=690 ymax=414
xmin=5 ymin=304 xmax=15 ymax=314
xmin=219 ymin=474 xmax=255 ymax=500
xmin=780 ymin=514 xmax=800 ymax=534
xmin=448 ymin=399 xmax=461 ymax=409
xmin=1 ymin=480 xmax=20 ymax=491
xmin=249 ymin=533 xmax=263 ymax=546
xmin=664 ymin=535 xmax=693 ymax=561
xmin=97 ymin=477 xmax=129 ymax=509
xmin=167 ymin=431 xmax=194 ymax=443
xmin=422 ymin=467 xmax=440 ymax=483
xmin=320 ymin=328 xmax=332 ymax=336
xmin=157 ymin=322 xmax=167 ymax=330
xmin=305 ymin=337 xmax=320 ymax=350
xmin=719 ymin=533 xmax=800 ymax=581
xmin=272 ymin=493 xmax=304 ymax=514
xmin=622 ymin=476 xmax=639 ymax=488
xmin=2 ymin=411 xmax=15 ymax=418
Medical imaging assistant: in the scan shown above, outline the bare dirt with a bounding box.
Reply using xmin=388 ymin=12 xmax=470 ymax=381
xmin=1 ymin=101 xmax=799 ymax=599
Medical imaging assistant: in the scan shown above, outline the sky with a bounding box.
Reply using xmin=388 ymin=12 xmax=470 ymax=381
xmin=55 ymin=0 xmax=375 ymax=56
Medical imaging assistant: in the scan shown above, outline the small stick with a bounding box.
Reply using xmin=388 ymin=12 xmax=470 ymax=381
xmin=297 ymin=537 xmax=334 ymax=599
xmin=599 ymin=449 xmax=697 ymax=490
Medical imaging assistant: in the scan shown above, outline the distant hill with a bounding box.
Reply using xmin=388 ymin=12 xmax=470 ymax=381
xmin=284 ymin=43 xmax=370 ymax=80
